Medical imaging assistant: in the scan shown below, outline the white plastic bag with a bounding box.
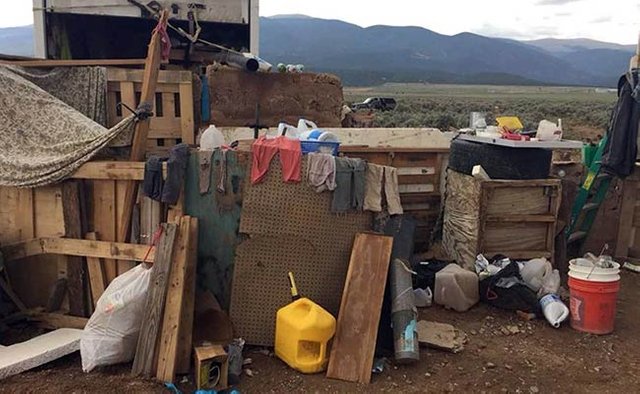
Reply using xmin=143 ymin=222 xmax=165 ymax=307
xmin=520 ymin=258 xmax=552 ymax=292
xmin=80 ymin=264 xmax=152 ymax=372
xmin=538 ymin=269 xmax=561 ymax=298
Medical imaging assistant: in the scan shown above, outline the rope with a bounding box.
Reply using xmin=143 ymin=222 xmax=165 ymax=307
xmin=142 ymin=225 xmax=164 ymax=264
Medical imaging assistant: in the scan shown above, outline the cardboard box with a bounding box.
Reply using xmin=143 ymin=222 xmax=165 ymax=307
xmin=194 ymin=345 xmax=229 ymax=390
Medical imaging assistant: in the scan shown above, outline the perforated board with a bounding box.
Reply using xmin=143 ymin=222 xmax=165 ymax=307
xmin=230 ymin=156 xmax=372 ymax=346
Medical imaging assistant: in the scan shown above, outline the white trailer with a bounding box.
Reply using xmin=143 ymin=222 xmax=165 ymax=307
xmin=33 ymin=0 xmax=259 ymax=58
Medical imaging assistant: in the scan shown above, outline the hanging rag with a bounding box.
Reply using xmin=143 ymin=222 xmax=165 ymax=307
xmin=364 ymin=163 xmax=384 ymax=212
xmin=217 ymin=149 xmax=228 ymax=193
xmin=332 ymin=157 xmax=366 ymax=213
xmin=602 ymin=70 xmax=640 ymax=177
xmin=162 ymin=143 xmax=190 ymax=205
xmin=251 ymin=136 xmax=302 ymax=184
xmin=384 ymin=166 xmax=404 ymax=215
xmin=198 ymin=150 xmax=213 ymax=194
xmin=307 ymin=152 xmax=336 ymax=192
xmin=143 ymin=156 xmax=164 ymax=201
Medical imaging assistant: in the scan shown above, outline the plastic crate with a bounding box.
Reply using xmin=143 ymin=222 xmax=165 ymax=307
xmin=301 ymin=140 xmax=340 ymax=156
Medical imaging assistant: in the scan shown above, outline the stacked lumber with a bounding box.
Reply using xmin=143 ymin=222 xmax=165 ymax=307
xmin=131 ymin=216 xmax=198 ymax=382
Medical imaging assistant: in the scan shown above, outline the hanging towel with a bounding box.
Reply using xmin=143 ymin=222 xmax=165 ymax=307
xmin=198 ymin=150 xmax=213 ymax=195
xmin=307 ymin=152 xmax=336 ymax=193
xmin=251 ymin=136 xmax=302 ymax=184
xmin=162 ymin=143 xmax=190 ymax=205
xmin=143 ymin=156 xmax=164 ymax=201
xmin=332 ymin=157 xmax=366 ymax=213
xmin=384 ymin=166 xmax=404 ymax=215
xmin=364 ymin=163 xmax=384 ymax=212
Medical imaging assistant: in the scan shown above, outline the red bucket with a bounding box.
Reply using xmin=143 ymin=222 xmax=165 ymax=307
xmin=568 ymin=276 xmax=619 ymax=335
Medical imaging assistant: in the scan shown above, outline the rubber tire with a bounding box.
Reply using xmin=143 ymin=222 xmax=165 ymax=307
xmin=448 ymin=139 xmax=552 ymax=180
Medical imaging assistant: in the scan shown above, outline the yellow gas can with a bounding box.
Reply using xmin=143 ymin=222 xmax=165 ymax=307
xmin=274 ymin=273 xmax=336 ymax=374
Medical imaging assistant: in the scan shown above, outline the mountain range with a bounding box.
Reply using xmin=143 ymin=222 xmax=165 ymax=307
xmin=0 ymin=15 xmax=634 ymax=87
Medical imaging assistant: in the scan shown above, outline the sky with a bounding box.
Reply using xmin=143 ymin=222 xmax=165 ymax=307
xmin=1 ymin=0 xmax=638 ymax=44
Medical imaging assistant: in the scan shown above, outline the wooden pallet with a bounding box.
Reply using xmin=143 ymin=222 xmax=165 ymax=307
xmin=106 ymin=68 xmax=195 ymax=156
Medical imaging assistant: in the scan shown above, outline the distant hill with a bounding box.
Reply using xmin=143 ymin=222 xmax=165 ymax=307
xmin=0 ymin=18 xmax=634 ymax=87
xmin=260 ymin=16 xmax=634 ymax=87
xmin=0 ymin=25 xmax=33 ymax=57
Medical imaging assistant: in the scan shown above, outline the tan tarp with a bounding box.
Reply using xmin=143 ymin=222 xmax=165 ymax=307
xmin=0 ymin=66 xmax=136 ymax=187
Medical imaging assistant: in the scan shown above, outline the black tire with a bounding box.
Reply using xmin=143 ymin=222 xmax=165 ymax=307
xmin=448 ymin=138 xmax=552 ymax=180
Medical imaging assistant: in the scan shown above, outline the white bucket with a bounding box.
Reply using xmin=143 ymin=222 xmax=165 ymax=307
xmin=568 ymin=258 xmax=620 ymax=282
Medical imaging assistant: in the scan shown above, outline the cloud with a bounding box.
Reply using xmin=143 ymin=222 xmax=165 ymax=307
xmin=536 ymin=0 xmax=582 ymax=5
xmin=590 ymin=16 xmax=612 ymax=23
xmin=555 ymin=12 xmax=571 ymax=17
xmin=472 ymin=23 xmax=559 ymax=40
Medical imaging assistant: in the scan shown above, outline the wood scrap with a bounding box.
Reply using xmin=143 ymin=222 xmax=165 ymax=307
xmin=28 ymin=312 xmax=88 ymax=330
xmin=416 ymin=320 xmax=467 ymax=353
xmin=46 ymin=279 xmax=67 ymax=313
xmin=131 ymin=222 xmax=177 ymax=377
xmin=85 ymin=233 xmax=107 ymax=307
xmin=156 ymin=216 xmax=198 ymax=382
xmin=61 ymin=181 xmax=88 ymax=317
xmin=0 ymin=328 xmax=83 ymax=380
xmin=326 ymin=233 xmax=393 ymax=384
xmin=118 ymin=11 xmax=169 ymax=246
xmin=175 ymin=217 xmax=199 ymax=374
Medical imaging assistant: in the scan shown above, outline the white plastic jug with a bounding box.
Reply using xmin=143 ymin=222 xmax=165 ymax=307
xmin=297 ymin=119 xmax=318 ymax=133
xmin=200 ymin=125 xmax=225 ymax=150
xmin=277 ymin=122 xmax=299 ymax=139
xmin=536 ymin=119 xmax=563 ymax=141
xmin=539 ymin=294 xmax=569 ymax=328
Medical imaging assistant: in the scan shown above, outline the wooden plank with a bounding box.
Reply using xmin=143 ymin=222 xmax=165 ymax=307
xmin=156 ymin=217 xmax=197 ymax=382
xmin=118 ymin=12 xmax=168 ymax=248
xmin=132 ymin=222 xmax=178 ymax=377
xmin=116 ymin=180 xmax=135 ymax=275
xmin=92 ymin=180 xmax=118 ymax=283
xmin=28 ymin=313 xmax=89 ymax=330
xmin=485 ymin=214 xmax=557 ymax=223
xmin=107 ymin=68 xmax=193 ymax=84
xmin=0 ymin=238 xmax=44 ymax=261
xmin=175 ymin=217 xmax=199 ymax=374
xmin=15 ymin=188 xmax=35 ymax=241
xmin=85 ymin=232 xmax=107 ymax=307
xmin=61 ymin=181 xmax=87 ymax=317
xmin=0 ymin=58 xmax=150 ymax=67
xmin=179 ymin=82 xmax=195 ymax=144
xmin=398 ymin=184 xmax=435 ymax=194
xmin=42 ymin=238 xmax=154 ymax=262
xmin=616 ymin=179 xmax=639 ymax=257
xmin=72 ymin=162 xmax=157 ymax=181
xmin=326 ymin=233 xmax=393 ymax=384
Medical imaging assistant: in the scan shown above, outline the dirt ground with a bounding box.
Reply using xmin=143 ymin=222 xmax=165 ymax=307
xmin=2 ymin=272 xmax=638 ymax=394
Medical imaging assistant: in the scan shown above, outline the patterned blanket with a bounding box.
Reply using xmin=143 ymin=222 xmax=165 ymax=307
xmin=0 ymin=66 xmax=136 ymax=187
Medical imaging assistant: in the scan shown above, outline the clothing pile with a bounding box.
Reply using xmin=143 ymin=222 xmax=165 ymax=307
xmin=249 ymin=137 xmax=403 ymax=215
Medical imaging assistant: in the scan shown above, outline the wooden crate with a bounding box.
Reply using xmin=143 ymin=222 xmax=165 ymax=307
xmin=106 ymin=68 xmax=195 ymax=156
xmin=340 ymin=147 xmax=449 ymax=251
xmin=442 ymin=170 xmax=561 ymax=269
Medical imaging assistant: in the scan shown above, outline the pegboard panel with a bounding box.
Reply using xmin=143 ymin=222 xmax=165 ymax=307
xmin=230 ymin=156 xmax=372 ymax=346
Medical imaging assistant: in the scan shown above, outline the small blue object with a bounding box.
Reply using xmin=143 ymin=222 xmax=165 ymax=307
xmin=164 ymin=383 xmax=182 ymax=394
xmin=201 ymin=75 xmax=211 ymax=123
xmin=301 ymin=141 xmax=340 ymax=156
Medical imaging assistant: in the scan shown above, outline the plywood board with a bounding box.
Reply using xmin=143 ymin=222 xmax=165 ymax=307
xmin=326 ymin=233 xmax=393 ymax=384
xmin=230 ymin=156 xmax=371 ymax=346
xmin=0 ymin=329 xmax=82 ymax=380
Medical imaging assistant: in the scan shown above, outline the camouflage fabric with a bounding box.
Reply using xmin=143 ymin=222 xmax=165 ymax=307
xmin=0 ymin=65 xmax=136 ymax=187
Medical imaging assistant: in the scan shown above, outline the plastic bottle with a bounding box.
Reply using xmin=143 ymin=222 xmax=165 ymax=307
xmin=277 ymin=122 xmax=299 ymax=139
xmin=539 ymin=294 xmax=569 ymax=328
xmin=199 ymin=125 xmax=225 ymax=150
xmin=434 ymin=264 xmax=479 ymax=312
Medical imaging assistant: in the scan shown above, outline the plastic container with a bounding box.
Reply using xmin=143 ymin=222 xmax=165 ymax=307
xmin=200 ymin=125 xmax=225 ymax=150
xmin=539 ymin=293 xmax=569 ymax=328
xmin=301 ymin=141 xmax=340 ymax=156
xmin=434 ymin=264 xmax=479 ymax=312
xmin=568 ymin=259 xmax=620 ymax=282
xmin=275 ymin=298 xmax=336 ymax=373
xmin=568 ymin=277 xmax=619 ymax=334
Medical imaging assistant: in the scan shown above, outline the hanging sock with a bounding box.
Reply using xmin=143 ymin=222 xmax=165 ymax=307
xmin=307 ymin=152 xmax=336 ymax=192
xmin=250 ymin=136 xmax=280 ymax=184
xmin=364 ymin=163 xmax=384 ymax=212
xmin=277 ymin=136 xmax=302 ymax=183
xmin=384 ymin=166 xmax=403 ymax=215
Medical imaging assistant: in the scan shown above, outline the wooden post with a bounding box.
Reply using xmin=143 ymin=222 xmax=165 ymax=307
xmin=117 ymin=11 xmax=169 ymax=247
xmin=61 ymin=181 xmax=88 ymax=317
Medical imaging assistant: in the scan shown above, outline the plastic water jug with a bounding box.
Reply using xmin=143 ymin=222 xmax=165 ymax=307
xmin=539 ymin=294 xmax=569 ymax=328
xmin=274 ymin=273 xmax=336 ymax=373
xmin=434 ymin=264 xmax=479 ymax=312
xmin=200 ymin=125 xmax=225 ymax=150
